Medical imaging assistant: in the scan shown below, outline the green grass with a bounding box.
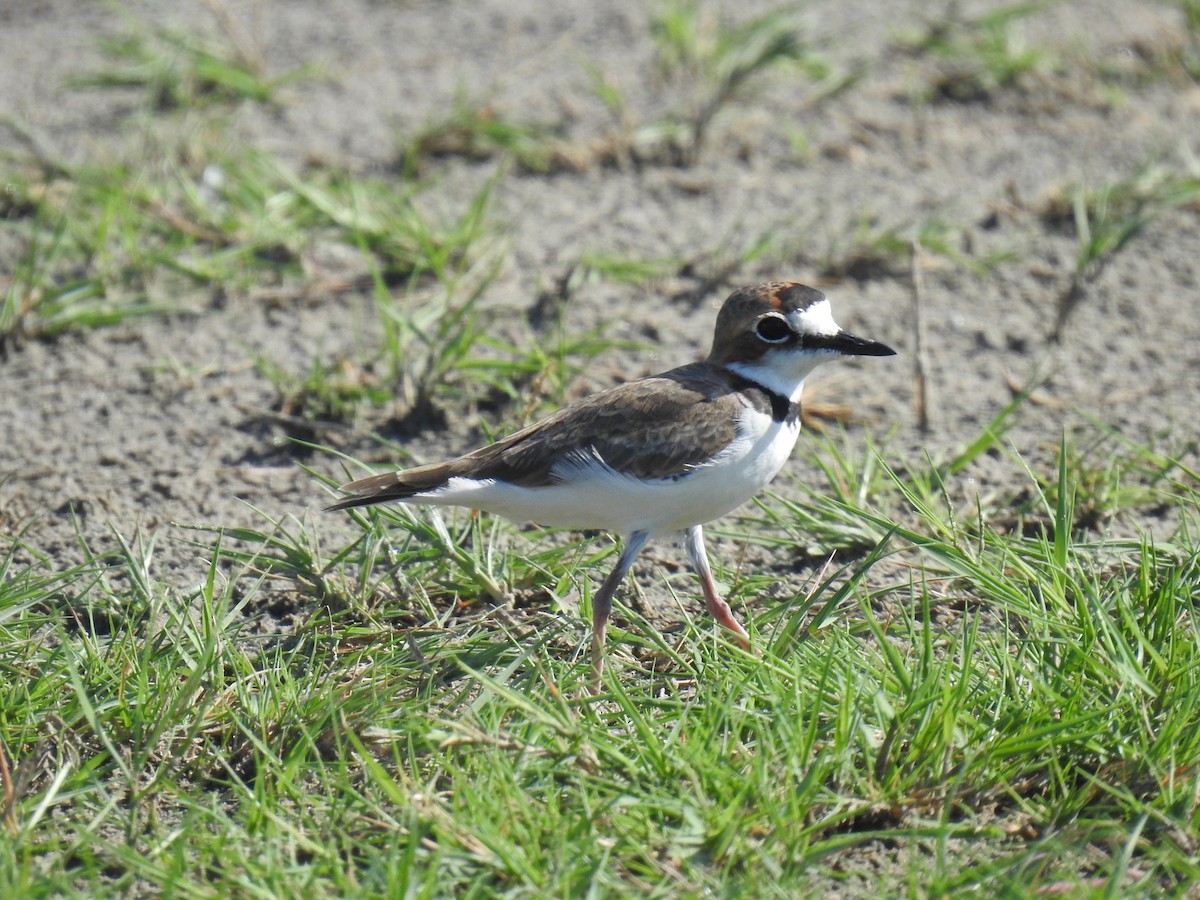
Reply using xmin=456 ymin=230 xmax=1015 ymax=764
xmin=899 ymin=2 xmax=1053 ymax=104
xmin=2 ymin=129 xmax=640 ymax=431
xmin=1185 ymin=0 xmax=1200 ymax=78
xmin=819 ymin=215 xmax=1017 ymax=280
xmin=399 ymin=99 xmax=570 ymax=176
xmin=4 ymin=414 xmax=1199 ymax=895
xmin=0 ymin=137 xmax=506 ymax=349
xmin=1040 ymin=160 xmax=1200 ymax=340
xmin=253 ymin=257 xmax=634 ymax=442
xmin=397 ymin=2 xmax=839 ymax=172
xmin=71 ymin=7 xmax=314 ymax=111
xmin=1081 ymin=0 xmax=1200 ymax=87
xmin=648 ymin=0 xmax=833 ymax=165
xmin=0 ymin=162 xmax=181 ymax=347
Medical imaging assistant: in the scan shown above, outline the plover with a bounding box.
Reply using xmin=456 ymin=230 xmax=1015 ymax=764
xmin=329 ymin=282 xmax=895 ymax=686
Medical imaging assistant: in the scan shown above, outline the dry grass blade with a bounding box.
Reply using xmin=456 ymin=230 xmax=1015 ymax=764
xmin=909 ymin=239 xmax=931 ymax=432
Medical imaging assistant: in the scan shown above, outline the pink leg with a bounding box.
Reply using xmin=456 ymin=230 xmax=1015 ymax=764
xmin=685 ymin=524 xmax=750 ymax=649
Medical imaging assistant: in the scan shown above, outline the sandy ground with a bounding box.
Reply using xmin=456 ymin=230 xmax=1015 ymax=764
xmin=3 ymin=0 xmax=1200 ymax=890
xmin=4 ymin=0 xmax=1199 ymax=583
xmin=2 ymin=0 xmax=1199 ymax=682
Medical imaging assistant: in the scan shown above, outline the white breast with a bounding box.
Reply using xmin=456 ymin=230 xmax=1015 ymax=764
xmin=411 ymin=405 xmax=800 ymax=537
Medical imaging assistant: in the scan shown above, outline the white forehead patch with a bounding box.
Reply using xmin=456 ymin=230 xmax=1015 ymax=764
xmin=786 ymin=298 xmax=840 ymax=337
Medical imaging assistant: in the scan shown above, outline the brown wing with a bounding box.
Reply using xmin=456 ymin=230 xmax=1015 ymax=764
xmin=471 ymin=365 xmax=747 ymax=484
xmin=328 ymin=363 xmax=751 ymax=510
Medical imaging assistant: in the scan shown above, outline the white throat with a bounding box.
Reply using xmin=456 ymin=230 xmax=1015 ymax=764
xmin=725 ymin=349 xmax=835 ymax=403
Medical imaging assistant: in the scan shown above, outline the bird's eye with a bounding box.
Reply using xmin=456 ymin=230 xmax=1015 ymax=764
xmin=754 ymin=314 xmax=791 ymax=343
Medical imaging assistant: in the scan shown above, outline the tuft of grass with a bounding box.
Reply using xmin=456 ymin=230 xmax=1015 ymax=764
xmin=399 ymin=99 xmax=569 ymax=176
xmin=228 ymin=168 xmax=517 ymax=436
xmin=71 ymin=8 xmax=314 ymax=111
xmin=1185 ymin=0 xmax=1200 ymax=77
xmin=1041 ymin=160 xmax=1200 ymax=341
xmin=649 ymin=0 xmax=828 ymax=165
xmin=820 ymin=215 xmax=1015 ymax=280
xmin=397 ymin=4 xmax=842 ymax=173
xmin=565 ymin=251 xmax=682 ymax=289
xmin=0 ymin=167 xmax=177 ymax=350
xmin=253 ymin=245 xmax=637 ymax=444
xmin=253 ymin=353 xmax=394 ymax=446
xmin=1086 ymin=0 xmax=1200 ymax=87
xmin=0 ymin=145 xmax=505 ymax=349
xmin=367 ymin=240 xmax=507 ymax=429
xmin=899 ymin=2 xmax=1052 ymax=103
xmin=232 ymin=152 xmax=501 ymax=286
xmin=427 ymin=1 xmax=840 ymax=173
xmin=251 ymin=278 xmax=506 ymax=443
xmin=745 ymin=428 xmax=895 ymax=558
xmin=1017 ymin=427 xmax=1196 ymax=535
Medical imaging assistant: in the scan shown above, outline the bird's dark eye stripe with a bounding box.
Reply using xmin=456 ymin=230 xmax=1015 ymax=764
xmin=754 ymin=314 xmax=792 ymax=343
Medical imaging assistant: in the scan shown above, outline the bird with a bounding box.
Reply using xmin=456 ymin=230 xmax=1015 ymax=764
xmin=328 ymin=282 xmax=895 ymax=687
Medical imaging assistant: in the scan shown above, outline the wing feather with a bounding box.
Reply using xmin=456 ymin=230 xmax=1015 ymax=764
xmin=328 ymin=363 xmax=758 ymax=510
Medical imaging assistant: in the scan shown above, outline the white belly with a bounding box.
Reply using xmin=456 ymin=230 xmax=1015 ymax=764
xmin=412 ymin=407 xmax=800 ymax=537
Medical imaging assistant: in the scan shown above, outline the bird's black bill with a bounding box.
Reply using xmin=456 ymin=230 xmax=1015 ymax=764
xmin=819 ymin=330 xmax=896 ymax=357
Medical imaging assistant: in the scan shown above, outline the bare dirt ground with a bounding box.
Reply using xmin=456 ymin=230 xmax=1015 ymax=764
xmin=4 ymin=0 xmax=1197 ymax=579
xmin=2 ymin=0 xmax=1199 ymax=889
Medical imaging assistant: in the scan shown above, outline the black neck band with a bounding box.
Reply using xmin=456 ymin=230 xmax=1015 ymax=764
xmin=726 ymin=371 xmax=800 ymax=425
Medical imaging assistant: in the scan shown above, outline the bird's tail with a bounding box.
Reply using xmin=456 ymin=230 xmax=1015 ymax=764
xmin=325 ymin=472 xmax=420 ymax=511
xmin=326 ymin=460 xmax=461 ymax=511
